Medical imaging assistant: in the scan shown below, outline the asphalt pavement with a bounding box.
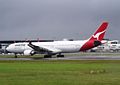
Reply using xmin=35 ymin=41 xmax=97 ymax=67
xmin=0 ymin=55 xmax=120 ymax=60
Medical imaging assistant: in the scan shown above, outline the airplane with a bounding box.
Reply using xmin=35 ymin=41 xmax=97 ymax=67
xmin=6 ymin=22 xmax=108 ymax=58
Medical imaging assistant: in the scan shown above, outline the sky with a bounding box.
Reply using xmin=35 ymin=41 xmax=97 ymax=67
xmin=0 ymin=0 xmax=120 ymax=40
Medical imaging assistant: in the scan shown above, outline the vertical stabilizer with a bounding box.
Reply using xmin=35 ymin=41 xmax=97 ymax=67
xmin=89 ymin=22 xmax=108 ymax=41
xmin=80 ymin=22 xmax=108 ymax=51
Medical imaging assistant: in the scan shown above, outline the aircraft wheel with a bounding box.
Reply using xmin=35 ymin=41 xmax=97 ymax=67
xmin=44 ymin=55 xmax=52 ymax=58
xmin=14 ymin=54 xmax=17 ymax=58
xmin=57 ymin=55 xmax=64 ymax=57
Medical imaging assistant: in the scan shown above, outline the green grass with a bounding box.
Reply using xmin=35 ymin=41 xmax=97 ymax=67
xmin=0 ymin=60 xmax=120 ymax=85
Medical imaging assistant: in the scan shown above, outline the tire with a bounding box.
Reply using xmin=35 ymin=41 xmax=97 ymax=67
xmin=15 ymin=54 xmax=17 ymax=58
xmin=57 ymin=55 xmax=64 ymax=57
xmin=44 ymin=55 xmax=52 ymax=58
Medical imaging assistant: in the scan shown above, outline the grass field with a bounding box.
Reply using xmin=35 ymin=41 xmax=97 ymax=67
xmin=0 ymin=60 xmax=120 ymax=85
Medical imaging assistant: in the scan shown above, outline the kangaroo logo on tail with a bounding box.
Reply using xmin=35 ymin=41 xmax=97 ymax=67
xmin=92 ymin=30 xmax=106 ymax=41
xmin=89 ymin=22 xmax=108 ymax=41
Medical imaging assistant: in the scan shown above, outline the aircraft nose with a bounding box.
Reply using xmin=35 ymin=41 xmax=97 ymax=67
xmin=6 ymin=46 xmax=10 ymax=52
xmin=6 ymin=45 xmax=12 ymax=52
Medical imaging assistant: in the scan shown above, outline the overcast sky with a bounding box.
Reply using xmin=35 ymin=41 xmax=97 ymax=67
xmin=0 ymin=0 xmax=120 ymax=40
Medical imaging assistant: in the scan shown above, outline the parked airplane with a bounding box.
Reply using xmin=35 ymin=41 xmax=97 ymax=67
xmin=6 ymin=22 xmax=108 ymax=58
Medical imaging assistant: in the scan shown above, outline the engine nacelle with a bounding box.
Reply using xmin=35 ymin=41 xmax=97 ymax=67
xmin=23 ymin=50 xmax=35 ymax=56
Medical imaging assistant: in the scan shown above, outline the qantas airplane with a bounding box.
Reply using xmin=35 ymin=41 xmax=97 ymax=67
xmin=6 ymin=22 xmax=108 ymax=58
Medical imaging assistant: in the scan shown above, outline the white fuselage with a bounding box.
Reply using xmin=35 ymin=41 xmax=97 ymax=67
xmin=6 ymin=40 xmax=87 ymax=54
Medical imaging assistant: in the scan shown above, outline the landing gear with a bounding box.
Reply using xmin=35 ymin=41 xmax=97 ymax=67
xmin=44 ymin=54 xmax=64 ymax=58
xmin=57 ymin=54 xmax=64 ymax=57
xmin=44 ymin=55 xmax=52 ymax=58
xmin=14 ymin=53 xmax=17 ymax=58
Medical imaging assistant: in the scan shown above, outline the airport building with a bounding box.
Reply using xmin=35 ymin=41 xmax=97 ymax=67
xmin=90 ymin=40 xmax=120 ymax=52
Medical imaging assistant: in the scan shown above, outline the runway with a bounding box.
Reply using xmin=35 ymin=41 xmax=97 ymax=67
xmin=0 ymin=55 xmax=120 ymax=60
xmin=45 ymin=56 xmax=120 ymax=60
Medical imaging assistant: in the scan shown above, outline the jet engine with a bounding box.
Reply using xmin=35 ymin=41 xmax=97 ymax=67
xmin=23 ymin=50 xmax=35 ymax=56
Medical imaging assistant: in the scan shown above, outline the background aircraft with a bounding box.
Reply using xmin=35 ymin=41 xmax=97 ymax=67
xmin=6 ymin=22 xmax=108 ymax=58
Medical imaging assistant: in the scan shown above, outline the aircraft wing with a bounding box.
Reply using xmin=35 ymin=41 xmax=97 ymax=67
xmin=28 ymin=42 xmax=61 ymax=54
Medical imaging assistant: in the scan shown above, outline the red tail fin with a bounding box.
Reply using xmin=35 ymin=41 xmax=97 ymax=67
xmin=89 ymin=22 xmax=108 ymax=41
xmin=80 ymin=22 xmax=108 ymax=51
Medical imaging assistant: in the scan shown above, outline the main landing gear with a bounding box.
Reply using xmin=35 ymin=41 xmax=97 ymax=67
xmin=57 ymin=54 xmax=64 ymax=57
xmin=44 ymin=54 xmax=64 ymax=58
xmin=44 ymin=55 xmax=52 ymax=58
xmin=57 ymin=53 xmax=64 ymax=57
